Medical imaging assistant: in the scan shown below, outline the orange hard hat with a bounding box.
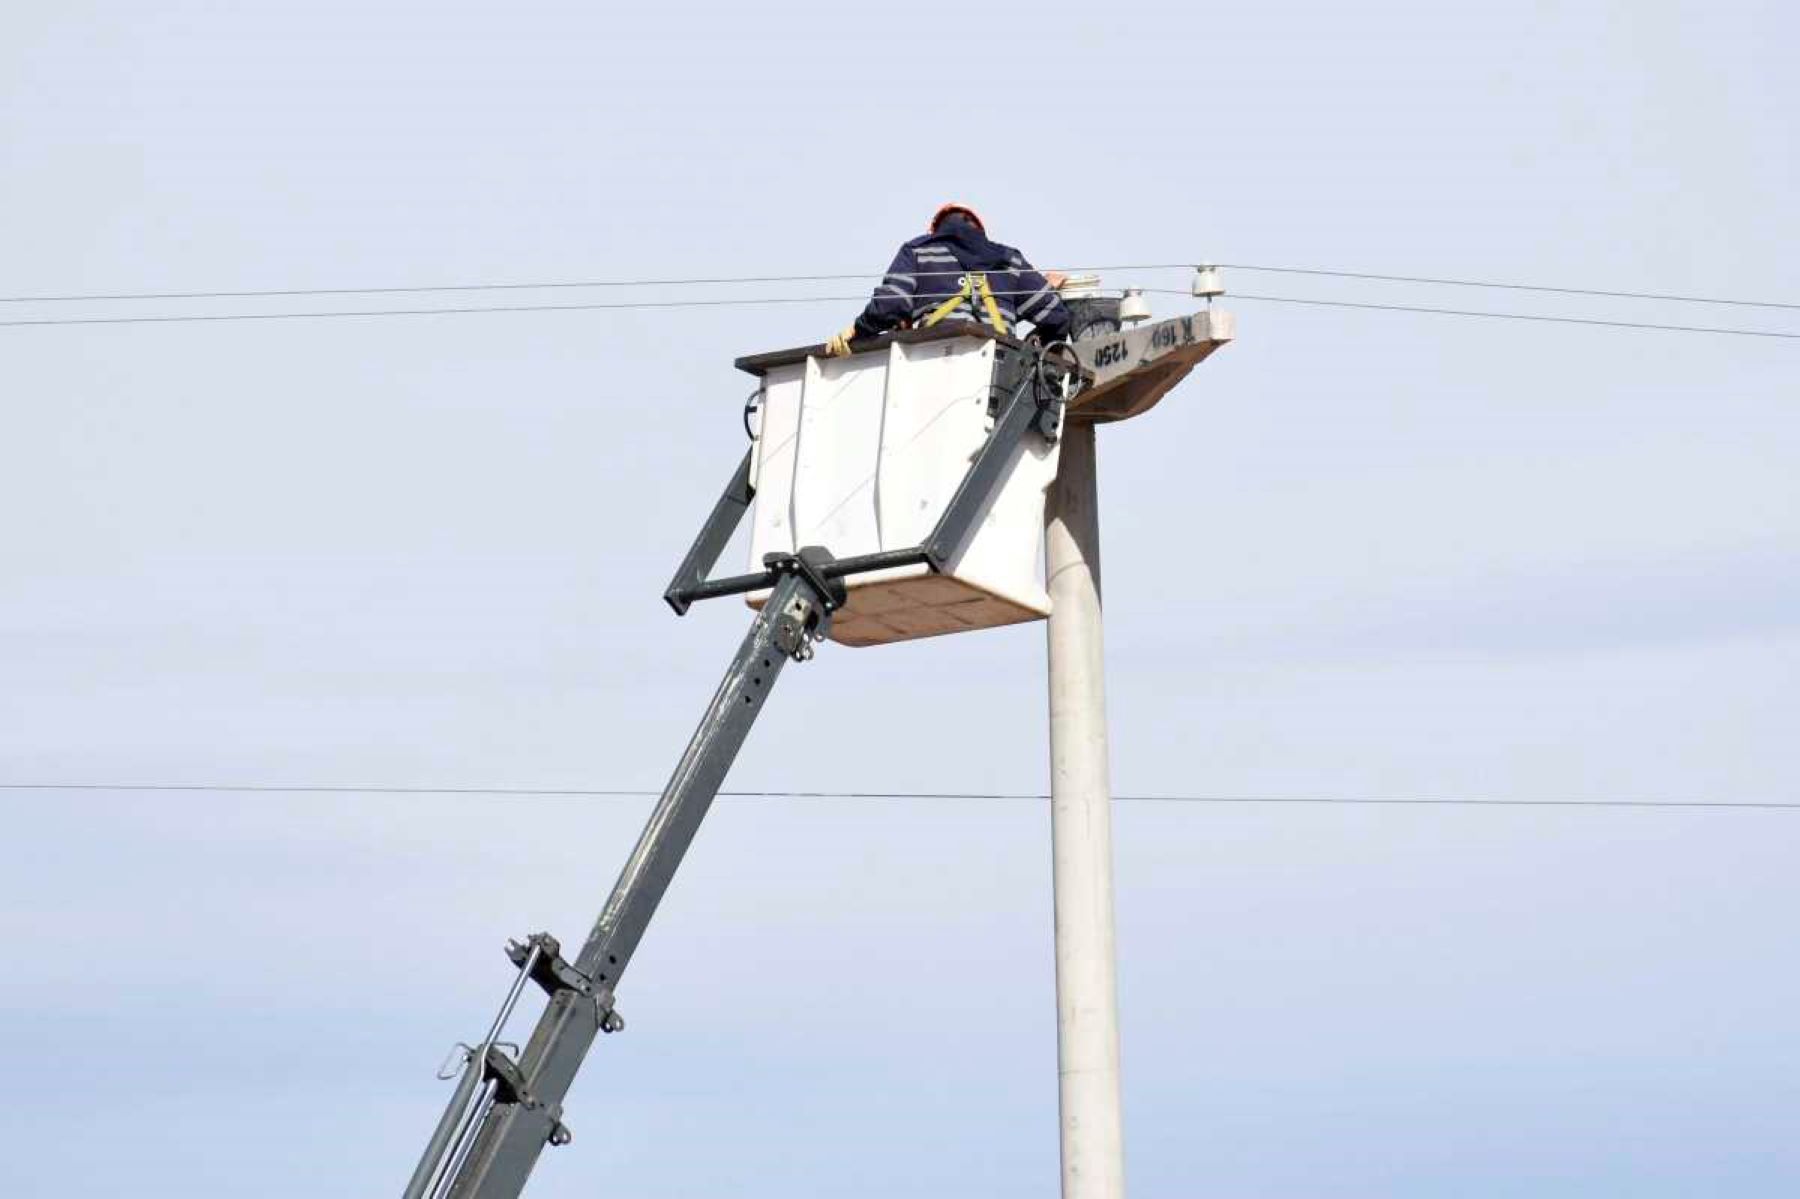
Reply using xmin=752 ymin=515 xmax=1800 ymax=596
xmin=929 ymin=203 xmax=985 ymax=233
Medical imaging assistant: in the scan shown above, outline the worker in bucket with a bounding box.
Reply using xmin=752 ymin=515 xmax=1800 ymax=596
xmin=825 ymin=204 xmax=1072 ymax=355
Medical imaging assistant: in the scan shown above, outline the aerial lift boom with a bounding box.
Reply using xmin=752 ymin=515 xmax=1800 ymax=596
xmin=402 ymin=335 xmax=1073 ymax=1199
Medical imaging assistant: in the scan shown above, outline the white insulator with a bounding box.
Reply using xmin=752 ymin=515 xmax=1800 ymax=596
xmin=1118 ymin=288 xmax=1151 ymax=324
xmin=1191 ymin=264 xmax=1225 ymax=298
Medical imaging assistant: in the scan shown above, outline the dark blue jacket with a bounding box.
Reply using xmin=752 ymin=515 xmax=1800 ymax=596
xmin=852 ymin=217 xmax=1071 ymax=341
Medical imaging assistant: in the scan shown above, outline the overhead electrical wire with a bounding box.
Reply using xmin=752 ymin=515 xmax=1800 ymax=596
xmin=1 ymin=782 xmax=1793 ymax=811
xmin=2 ymin=262 xmax=1793 ymax=310
xmin=1 ymin=289 xmax=1794 ymax=340
xmin=0 ymin=283 xmax=1082 ymax=328
xmin=0 ymin=281 xmax=1097 ymax=328
xmin=1211 ymin=263 xmax=1800 ymax=311
xmin=1143 ymin=290 xmax=1800 ymax=340
xmin=0 ymin=269 xmax=1040 ymax=304
xmin=0 ymin=293 xmax=883 ymax=328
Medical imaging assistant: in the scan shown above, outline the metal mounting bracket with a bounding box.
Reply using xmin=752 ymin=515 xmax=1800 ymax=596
xmin=506 ymin=935 xmax=593 ymax=998
xmin=762 ymin=546 xmax=846 ymax=656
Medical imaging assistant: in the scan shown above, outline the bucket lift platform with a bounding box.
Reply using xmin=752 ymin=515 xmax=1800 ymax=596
xmin=720 ymin=313 xmax=1234 ymax=645
xmin=732 ymin=325 xmax=1062 ymax=646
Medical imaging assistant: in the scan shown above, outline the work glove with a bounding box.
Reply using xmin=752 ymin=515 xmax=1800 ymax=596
xmin=824 ymin=324 xmax=857 ymax=357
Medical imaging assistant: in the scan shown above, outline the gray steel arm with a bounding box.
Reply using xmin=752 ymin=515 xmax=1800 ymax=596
xmin=663 ymin=448 xmax=754 ymax=615
xmin=407 ymin=568 xmax=835 ymax=1199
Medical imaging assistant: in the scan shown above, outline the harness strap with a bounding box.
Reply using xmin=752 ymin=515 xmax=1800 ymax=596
xmin=974 ymin=273 xmax=1009 ymax=334
xmin=922 ymin=273 xmax=1009 ymax=335
xmin=922 ymin=275 xmax=973 ymax=327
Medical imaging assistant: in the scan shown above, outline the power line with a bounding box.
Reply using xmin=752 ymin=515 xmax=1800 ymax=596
xmin=1213 ymin=263 xmax=1800 ymax=311
xmin=4 ymin=261 xmax=1794 ymax=311
xmin=0 ymin=293 xmax=875 ymax=328
xmin=0 ymin=288 xmax=1058 ymax=329
xmin=1 ymin=782 xmax=1792 ymax=810
xmin=3 ymin=288 xmax=1795 ymax=340
xmin=1153 ymin=290 xmax=1800 ymax=340
xmin=0 ymin=268 xmax=1081 ymax=305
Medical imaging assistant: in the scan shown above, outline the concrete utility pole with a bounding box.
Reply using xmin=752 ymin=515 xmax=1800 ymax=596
xmin=1045 ymin=419 xmax=1127 ymax=1199
xmin=1044 ymin=294 xmax=1231 ymax=1199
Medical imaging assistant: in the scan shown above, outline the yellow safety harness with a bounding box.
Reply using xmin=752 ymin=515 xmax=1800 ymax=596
xmin=921 ymin=272 xmax=1009 ymax=334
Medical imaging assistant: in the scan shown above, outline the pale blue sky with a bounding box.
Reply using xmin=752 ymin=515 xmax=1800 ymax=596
xmin=2 ymin=2 xmax=1796 ymax=1195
